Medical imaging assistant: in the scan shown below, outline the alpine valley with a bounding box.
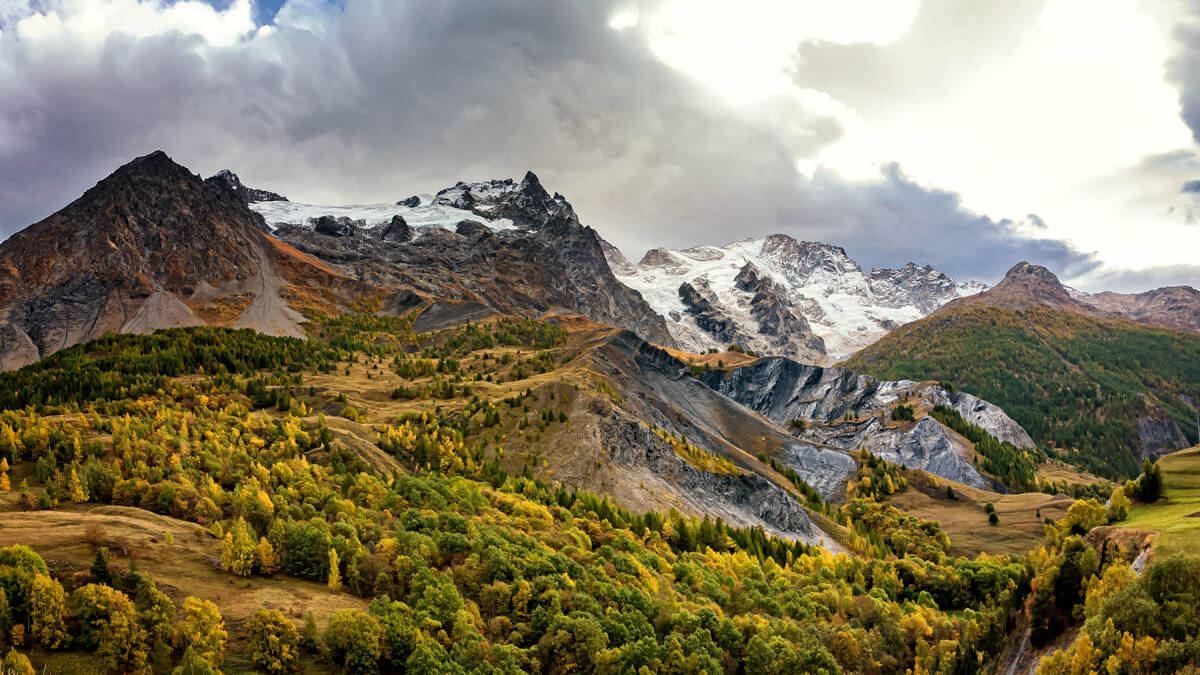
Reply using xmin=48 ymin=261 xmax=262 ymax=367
xmin=0 ymin=151 xmax=1197 ymax=675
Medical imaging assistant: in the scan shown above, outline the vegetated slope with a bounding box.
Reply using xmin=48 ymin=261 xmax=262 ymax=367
xmin=0 ymin=318 xmax=1039 ymax=674
xmin=844 ymin=263 xmax=1200 ymax=478
xmin=1123 ymin=445 xmax=1200 ymax=559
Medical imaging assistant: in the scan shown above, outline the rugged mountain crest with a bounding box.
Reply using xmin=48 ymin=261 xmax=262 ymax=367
xmin=247 ymin=169 xmax=675 ymax=346
xmin=432 ymin=170 xmax=576 ymax=229
xmin=0 ymin=151 xmax=366 ymax=369
xmin=944 ymin=261 xmax=1083 ymax=312
xmin=1079 ymin=285 xmax=1200 ymax=334
xmin=610 ymin=234 xmax=986 ymax=361
xmin=206 ymin=169 xmax=288 ymax=204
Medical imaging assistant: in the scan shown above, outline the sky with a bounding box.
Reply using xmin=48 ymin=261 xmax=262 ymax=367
xmin=1 ymin=0 xmax=1199 ymax=291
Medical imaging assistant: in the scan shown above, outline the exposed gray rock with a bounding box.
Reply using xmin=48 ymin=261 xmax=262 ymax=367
xmin=312 ymin=215 xmax=359 ymax=237
xmin=396 ymin=195 xmax=421 ymax=208
xmin=1136 ymin=416 xmax=1190 ymax=457
xmin=603 ymin=419 xmax=816 ymax=541
xmin=701 ymin=356 xmax=1031 ymax=490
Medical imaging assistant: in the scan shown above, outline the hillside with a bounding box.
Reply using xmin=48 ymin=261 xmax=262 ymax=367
xmin=0 ymin=310 xmax=1043 ymax=674
xmin=844 ymin=263 xmax=1200 ymax=478
xmin=1123 ymin=445 xmax=1200 ymax=559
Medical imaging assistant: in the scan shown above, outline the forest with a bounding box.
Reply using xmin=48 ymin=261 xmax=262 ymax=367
xmin=0 ymin=317 xmax=1191 ymax=674
xmin=844 ymin=305 xmax=1200 ymax=479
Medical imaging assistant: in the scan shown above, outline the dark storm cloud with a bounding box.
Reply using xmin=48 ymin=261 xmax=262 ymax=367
xmin=0 ymin=0 xmax=1092 ymax=284
xmin=1171 ymin=0 xmax=1200 ymax=143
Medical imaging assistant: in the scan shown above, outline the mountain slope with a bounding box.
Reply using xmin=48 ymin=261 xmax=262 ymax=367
xmin=0 ymin=151 xmax=360 ymax=369
xmin=844 ymin=262 xmax=1200 ymax=478
xmin=248 ymin=170 xmax=676 ymax=347
xmin=698 ymin=355 xmax=1037 ymax=491
xmin=1079 ymin=285 xmax=1200 ymax=334
xmin=0 ymin=154 xmax=676 ymax=371
xmin=608 ymin=235 xmax=986 ymax=362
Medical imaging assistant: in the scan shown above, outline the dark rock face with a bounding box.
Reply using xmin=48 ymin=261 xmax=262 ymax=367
xmin=738 ymin=263 xmax=826 ymax=356
xmin=396 ymin=195 xmax=421 ymax=208
xmin=313 ymin=215 xmax=359 ymax=237
xmin=378 ymin=215 xmax=412 ymax=242
xmin=678 ymin=282 xmax=738 ymax=343
xmin=275 ymin=206 xmax=676 ymax=347
xmin=433 ymin=170 xmax=576 ymax=230
xmin=455 ymin=220 xmax=491 ymax=237
xmin=205 ymin=169 xmax=287 ymax=204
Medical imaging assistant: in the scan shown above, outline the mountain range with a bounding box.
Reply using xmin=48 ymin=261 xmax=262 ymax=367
xmin=607 ymin=236 xmax=987 ymax=363
xmin=1 ymin=150 xmax=1196 ymax=490
xmin=0 ymin=151 xmax=1198 ymax=673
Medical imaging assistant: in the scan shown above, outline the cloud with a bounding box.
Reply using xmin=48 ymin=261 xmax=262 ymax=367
xmin=790 ymin=0 xmax=1045 ymax=117
xmin=0 ymin=0 xmax=1097 ymax=286
xmin=1075 ymin=263 xmax=1200 ymax=294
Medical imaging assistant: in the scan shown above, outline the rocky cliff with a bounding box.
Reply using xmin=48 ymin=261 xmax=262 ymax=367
xmin=700 ymin=356 xmax=1035 ymax=490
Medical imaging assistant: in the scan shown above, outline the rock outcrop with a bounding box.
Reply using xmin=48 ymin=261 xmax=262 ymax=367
xmin=701 ymin=356 xmax=1034 ymax=490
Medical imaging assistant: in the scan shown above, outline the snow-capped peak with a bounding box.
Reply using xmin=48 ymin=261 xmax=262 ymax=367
xmin=607 ymin=234 xmax=988 ymax=363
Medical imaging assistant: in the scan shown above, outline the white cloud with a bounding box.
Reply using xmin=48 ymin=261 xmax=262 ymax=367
xmin=11 ymin=0 xmax=255 ymax=47
xmin=0 ymin=0 xmax=1190 ymax=291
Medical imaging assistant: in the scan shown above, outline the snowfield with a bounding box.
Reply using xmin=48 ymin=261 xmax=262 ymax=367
xmin=611 ymin=236 xmax=986 ymax=361
xmin=249 ymin=197 xmax=516 ymax=233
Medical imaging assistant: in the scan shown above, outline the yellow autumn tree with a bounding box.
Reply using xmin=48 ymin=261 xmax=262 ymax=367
xmin=67 ymin=467 xmax=87 ymax=503
xmin=30 ymin=575 xmax=68 ymax=648
xmin=257 ymin=537 xmax=280 ymax=575
xmin=180 ymin=597 xmax=227 ymax=669
xmin=221 ymin=518 xmax=257 ymax=576
xmin=327 ymin=548 xmax=342 ymax=593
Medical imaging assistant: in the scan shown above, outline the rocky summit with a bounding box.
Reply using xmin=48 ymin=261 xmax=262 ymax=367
xmin=608 ymin=234 xmax=987 ymax=362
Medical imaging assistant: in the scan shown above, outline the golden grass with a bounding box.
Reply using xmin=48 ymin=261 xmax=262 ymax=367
xmin=885 ymin=470 xmax=1073 ymax=557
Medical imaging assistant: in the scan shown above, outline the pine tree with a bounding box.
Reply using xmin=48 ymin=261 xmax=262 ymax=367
xmin=91 ymin=547 xmax=112 ymax=586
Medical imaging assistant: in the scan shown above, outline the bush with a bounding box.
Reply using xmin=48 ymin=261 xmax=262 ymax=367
xmin=324 ymin=609 xmax=383 ymax=674
xmin=340 ymin=406 xmax=360 ymax=422
xmin=247 ymin=609 xmax=300 ymax=673
xmin=179 ymin=597 xmax=227 ymax=670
